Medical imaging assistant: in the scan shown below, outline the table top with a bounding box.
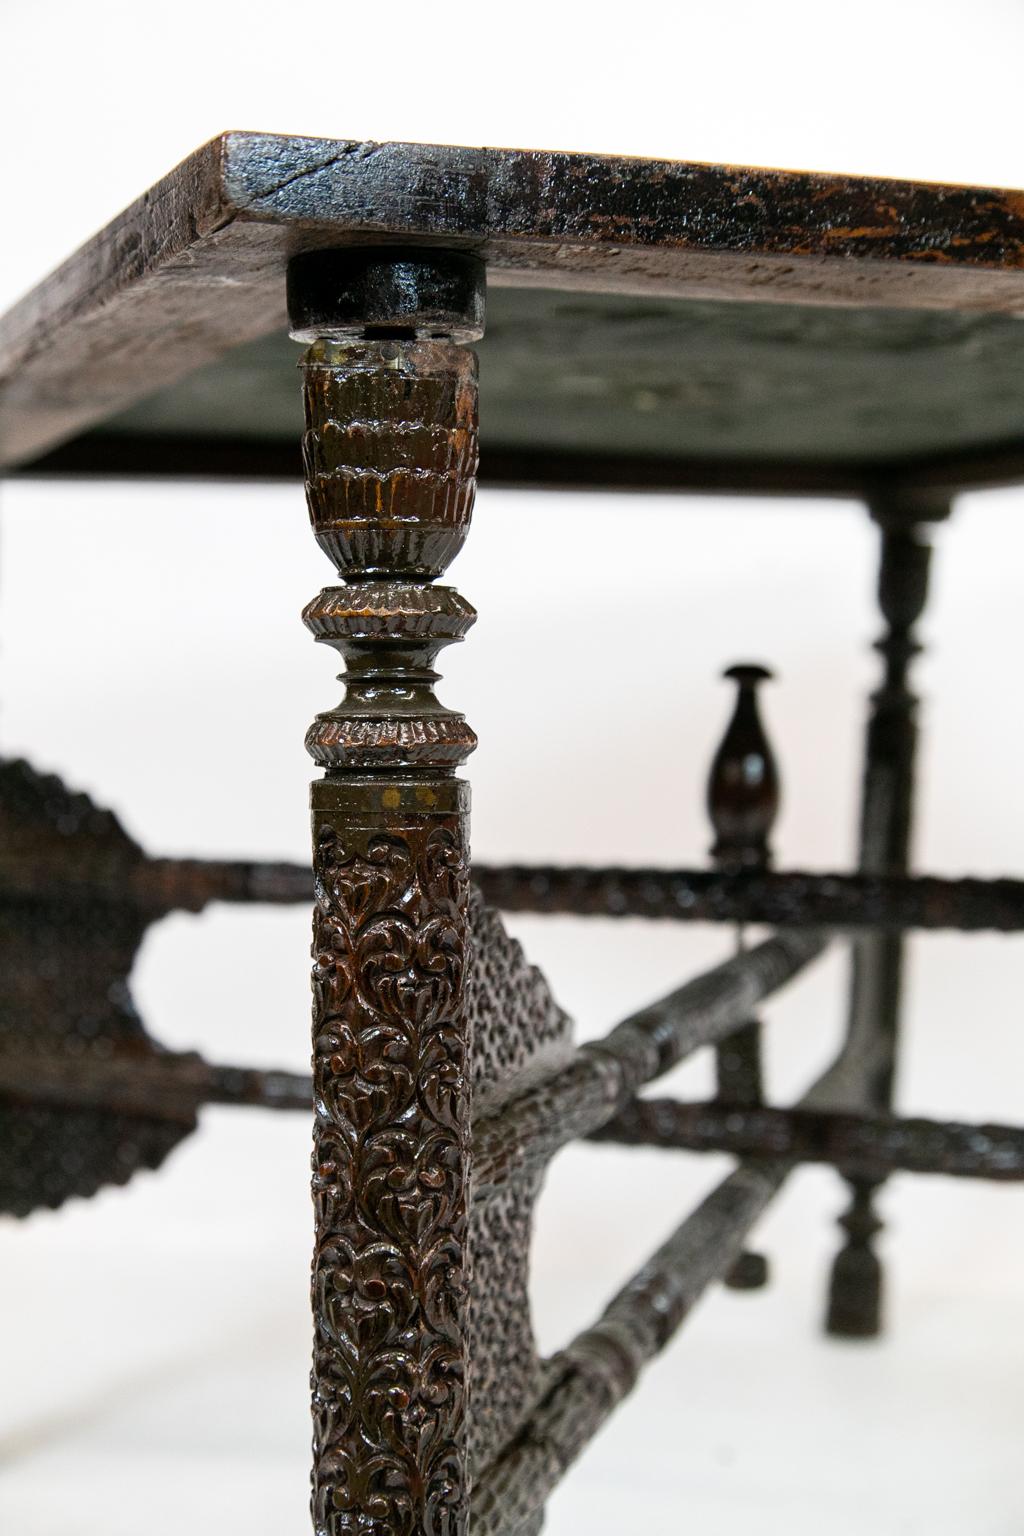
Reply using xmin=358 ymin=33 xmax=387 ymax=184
xmin=4 ymin=131 xmax=1024 ymax=496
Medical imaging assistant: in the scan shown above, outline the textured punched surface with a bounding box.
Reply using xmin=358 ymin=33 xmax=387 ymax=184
xmin=466 ymin=894 xmax=574 ymax=1476
xmin=0 ymin=760 xmax=195 ymax=1217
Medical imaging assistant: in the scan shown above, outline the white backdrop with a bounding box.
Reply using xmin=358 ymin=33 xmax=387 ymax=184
xmin=2 ymin=4 xmax=1024 ymax=1533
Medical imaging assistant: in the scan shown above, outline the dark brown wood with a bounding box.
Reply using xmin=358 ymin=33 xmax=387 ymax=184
xmin=0 ymin=756 xmax=314 ymax=914
xmin=706 ymin=666 xmax=777 ymax=1114
xmin=294 ymin=251 xmax=485 ymax=1536
xmin=707 ymin=665 xmax=780 ymax=874
xmin=310 ymin=782 xmax=473 ymax=1536
xmin=13 ymin=1052 xmax=1023 ymax=1188
xmin=827 ymin=496 xmax=945 ymax=1340
xmin=3 ymin=737 xmax=1017 ymax=1214
xmin=0 ymin=753 xmax=325 ymax=1215
xmin=12 ymin=802 xmax=1024 ymax=933
xmin=0 ymin=756 xmax=198 ymax=1216
xmin=707 ymin=663 xmax=779 ymax=1290
xmin=10 ymin=431 xmax=873 ymax=497
xmin=8 ymin=133 xmax=1024 ymax=477
xmin=0 ymin=1050 xmax=312 ymax=1121
xmin=7 ymin=132 xmax=1024 ymax=1528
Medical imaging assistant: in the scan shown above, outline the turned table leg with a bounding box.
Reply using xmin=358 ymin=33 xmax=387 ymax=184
xmin=288 ymin=249 xmax=485 ymax=1535
xmin=708 ymin=664 xmax=779 ymax=1291
xmin=825 ymin=489 xmax=949 ymax=1338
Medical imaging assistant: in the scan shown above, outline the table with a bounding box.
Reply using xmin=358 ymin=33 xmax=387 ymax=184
xmin=3 ymin=132 xmax=1024 ymax=1535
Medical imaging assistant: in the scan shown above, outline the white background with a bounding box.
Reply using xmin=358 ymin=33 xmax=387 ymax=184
xmin=2 ymin=3 xmax=1024 ymax=1532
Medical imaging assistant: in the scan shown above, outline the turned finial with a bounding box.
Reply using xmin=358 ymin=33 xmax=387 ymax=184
xmin=707 ymin=664 xmax=779 ymax=870
xmin=288 ymin=248 xmax=485 ymax=774
xmin=708 ymin=664 xmax=778 ymax=1291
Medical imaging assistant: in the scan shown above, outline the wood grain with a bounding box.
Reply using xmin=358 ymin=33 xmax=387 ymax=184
xmin=5 ymin=132 xmax=1024 ymax=471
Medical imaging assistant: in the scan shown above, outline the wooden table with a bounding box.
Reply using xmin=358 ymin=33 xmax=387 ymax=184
xmin=3 ymin=133 xmax=1024 ymax=1535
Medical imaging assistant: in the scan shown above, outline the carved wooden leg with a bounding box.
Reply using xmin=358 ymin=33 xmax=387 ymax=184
xmin=288 ymin=249 xmax=485 ymax=1536
xmin=826 ymin=491 xmax=949 ymax=1338
xmin=708 ymin=664 xmax=778 ymax=1290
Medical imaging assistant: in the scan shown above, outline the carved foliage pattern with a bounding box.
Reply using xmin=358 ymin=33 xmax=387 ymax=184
xmin=310 ymin=811 xmax=471 ymax=1536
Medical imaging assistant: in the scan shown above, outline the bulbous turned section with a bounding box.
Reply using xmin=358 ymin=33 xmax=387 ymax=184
xmin=302 ymin=582 xmax=477 ymax=770
xmin=826 ymin=1178 xmax=884 ymax=1338
xmin=301 ymin=338 xmax=479 ymax=581
xmin=707 ymin=664 xmax=780 ymax=871
xmin=707 ymin=664 xmax=778 ymax=1293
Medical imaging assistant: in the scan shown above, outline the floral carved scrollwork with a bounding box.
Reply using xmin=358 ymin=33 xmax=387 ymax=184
xmin=310 ymin=812 xmax=472 ymax=1536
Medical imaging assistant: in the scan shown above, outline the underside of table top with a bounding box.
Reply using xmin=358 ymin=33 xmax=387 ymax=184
xmin=3 ymin=131 xmax=1024 ymax=495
